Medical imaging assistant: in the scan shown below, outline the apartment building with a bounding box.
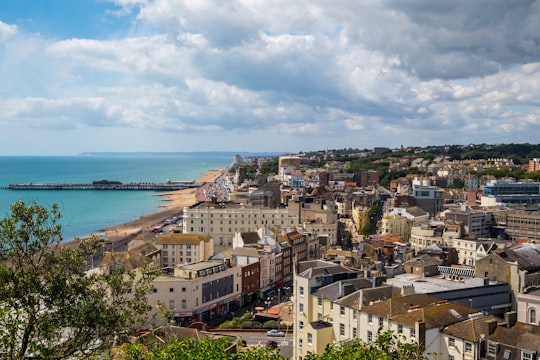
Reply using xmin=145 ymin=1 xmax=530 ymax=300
xmin=412 ymin=183 xmax=444 ymax=217
xmin=147 ymin=260 xmax=242 ymax=327
xmin=529 ymin=158 xmax=540 ymax=173
xmin=278 ymin=156 xmax=301 ymax=181
xmin=493 ymin=209 xmax=540 ymax=241
xmin=182 ymin=201 xmax=298 ymax=253
xmin=443 ymin=207 xmax=494 ymax=238
xmin=409 ymin=222 xmax=444 ymax=253
xmin=359 ymin=295 xmax=478 ymax=358
xmin=293 ymin=260 xmax=358 ymax=359
xmin=380 ymin=213 xmax=412 ymax=241
xmin=231 ymin=247 xmax=261 ymax=306
xmin=155 ymin=233 xmax=214 ymax=267
xmin=482 ymin=179 xmax=540 ymax=205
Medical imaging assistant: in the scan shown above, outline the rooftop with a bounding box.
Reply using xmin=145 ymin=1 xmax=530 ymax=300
xmin=386 ymin=273 xmax=497 ymax=294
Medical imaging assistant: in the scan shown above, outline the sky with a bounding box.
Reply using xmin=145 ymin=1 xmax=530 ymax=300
xmin=0 ymin=0 xmax=539 ymax=155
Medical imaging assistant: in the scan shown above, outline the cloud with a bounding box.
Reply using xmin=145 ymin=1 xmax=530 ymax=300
xmin=0 ymin=0 xmax=540 ymax=154
xmin=0 ymin=21 xmax=17 ymax=41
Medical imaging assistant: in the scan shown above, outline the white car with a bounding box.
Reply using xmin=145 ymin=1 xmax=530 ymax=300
xmin=267 ymin=329 xmax=285 ymax=337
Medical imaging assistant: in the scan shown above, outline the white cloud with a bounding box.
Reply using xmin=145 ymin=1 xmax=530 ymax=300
xmin=0 ymin=21 xmax=17 ymax=41
xmin=1 ymin=0 xmax=540 ymax=154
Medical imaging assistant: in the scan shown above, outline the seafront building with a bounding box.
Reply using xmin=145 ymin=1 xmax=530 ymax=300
xmin=182 ymin=201 xmax=298 ymax=253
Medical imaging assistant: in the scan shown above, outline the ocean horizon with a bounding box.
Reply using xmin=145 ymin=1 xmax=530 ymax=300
xmin=0 ymin=153 xmax=242 ymax=241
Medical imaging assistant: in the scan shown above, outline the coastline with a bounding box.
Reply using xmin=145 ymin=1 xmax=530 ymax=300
xmin=63 ymin=168 xmax=226 ymax=248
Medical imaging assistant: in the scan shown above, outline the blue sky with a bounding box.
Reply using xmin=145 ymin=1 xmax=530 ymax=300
xmin=0 ymin=0 xmax=539 ymax=155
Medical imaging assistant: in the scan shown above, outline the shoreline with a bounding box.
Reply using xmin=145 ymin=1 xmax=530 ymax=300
xmin=62 ymin=167 xmax=226 ymax=248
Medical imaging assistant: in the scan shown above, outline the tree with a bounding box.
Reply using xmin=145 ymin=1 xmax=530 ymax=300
xmin=305 ymin=330 xmax=427 ymax=360
xmin=0 ymin=200 xmax=156 ymax=359
xmin=116 ymin=337 xmax=285 ymax=360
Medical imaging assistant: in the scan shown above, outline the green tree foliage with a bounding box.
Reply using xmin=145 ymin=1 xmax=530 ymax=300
xmin=0 ymin=200 xmax=156 ymax=359
xmin=118 ymin=330 xmax=425 ymax=360
xmin=116 ymin=337 xmax=284 ymax=360
xmin=305 ymin=330 xmax=427 ymax=360
xmin=259 ymin=159 xmax=279 ymax=176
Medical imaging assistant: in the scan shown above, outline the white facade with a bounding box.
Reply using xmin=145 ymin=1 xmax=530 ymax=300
xmin=182 ymin=204 xmax=298 ymax=252
xmin=517 ymin=289 xmax=540 ymax=325
xmin=147 ymin=260 xmax=242 ymax=326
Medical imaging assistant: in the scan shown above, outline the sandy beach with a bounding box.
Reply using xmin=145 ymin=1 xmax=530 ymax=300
xmin=64 ymin=168 xmax=226 ymax=247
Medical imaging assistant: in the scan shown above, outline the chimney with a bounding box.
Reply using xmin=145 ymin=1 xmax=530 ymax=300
xmin=504 ymin=311 xmax=517 ymax=328
xmin=484 ymin=319 xmax=498 ymax=335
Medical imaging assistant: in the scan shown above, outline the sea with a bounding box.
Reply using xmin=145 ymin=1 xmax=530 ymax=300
xmin=0 ymin=153 xmax=235 ymax=241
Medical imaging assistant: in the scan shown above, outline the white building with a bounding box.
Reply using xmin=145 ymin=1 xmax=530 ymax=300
xmin=182 ymin=202 xmax=298 ymax=253
xmin=147 ymin=260 xmax=242 ymax=327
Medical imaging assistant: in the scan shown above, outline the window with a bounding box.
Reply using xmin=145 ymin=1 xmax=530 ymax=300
xmin=340 ymin=306 xmax=345 ymax=316
xmin=299 ymin=303 xmax=304 ymax=313
xmin=410 ymin=327 xmax=416 ymax=340
xmin=339 ymin=323 xmax=345 ymax=336
xmin=182 ymin=287 xmax=186 ymax=292
xmin=318 ymin=297 xmax=322 ymax=307
xmin=448 ymin=337 xmax=455 ymax=347
xmin=398 ymin=324 xmax=403 ymax=334
xmin=181 ymin=299 xmax=186 ymax=309
xmin=368 ymin=314 xmax=373 ymax=324
xmin=300 ymin=286 xmax=304 ymax=297
xmin=169 ymin=288 xmax=174 ymax=293
xmin=465 ymin=342 xmax=472 ymax=353
xmin=299 ymin=321 xmax=304 ymax=329
xmin=378 ymin=316 xmax=384 ymax=327
xmin=367 ymin=330 xmax=373 ymax=342
xmin=530 ymin=308 xmax=537 ymax=324
xmin=168 ymin=300 xmax=174 ymax=309
xmin=488 ymin=342 xmax=497 ymax=356
xmin=522 ymin=351 xmax=533 ymax=360
xmin=352 ymin=327 xmax=357 ymax=338
xmin=307 ymin=333 xmax=312 ymax=345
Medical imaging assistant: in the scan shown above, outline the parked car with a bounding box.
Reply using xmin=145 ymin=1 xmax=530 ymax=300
xmin=266 ymin=340 xmax=278 ymax=348
xmin=267 ymin=329 xmax=285 ymax=337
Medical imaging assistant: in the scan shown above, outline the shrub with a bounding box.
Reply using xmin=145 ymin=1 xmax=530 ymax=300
xmin=239 ymin=311 xmax=252 ymax=322
xmin=240 ymin=320 xmax=262 ymax=329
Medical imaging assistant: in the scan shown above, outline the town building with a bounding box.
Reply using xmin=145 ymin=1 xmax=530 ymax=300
xmin=147 ymin=260 xmax=242 ymax=327
xmin=293 ymin=260 xmax=358 ymax=359
xmin=182 ymin=201 xmax=298 ymax=253
xmin=155 ymin=233 xmax=214 ymax=267
xmin=412 ymin=183 xmax=444 ymax=217
xmin=482 ymin=179 xmax=540 ymax=205
xmin=492 ymin=209 xmax=540 ymax=242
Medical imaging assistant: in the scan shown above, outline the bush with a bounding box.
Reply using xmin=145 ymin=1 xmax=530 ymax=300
xmin=239 ymin=311 xmax=253 ymax=322
xmin=262 ymin=320 xmax=280 ymax=329
xmin=240 ymin=320 xmax=262 ymax=329
xmin=219 ymin=318 xmax=241 ymax=329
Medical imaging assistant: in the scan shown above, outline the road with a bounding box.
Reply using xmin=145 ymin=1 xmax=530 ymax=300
xmin=218 ymin=331 xmax=293 ymax=358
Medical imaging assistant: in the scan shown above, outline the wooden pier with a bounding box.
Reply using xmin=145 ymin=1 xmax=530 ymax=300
xmin=2 ymin=180 xmax=201 ymax=191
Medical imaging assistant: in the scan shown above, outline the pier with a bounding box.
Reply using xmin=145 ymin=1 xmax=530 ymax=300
xmin=2 ymin=179 xmax=202 ymax=191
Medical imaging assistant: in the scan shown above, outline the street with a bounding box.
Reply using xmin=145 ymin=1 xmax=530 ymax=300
xmin=218 ymin=331 xmax=293 ymax=358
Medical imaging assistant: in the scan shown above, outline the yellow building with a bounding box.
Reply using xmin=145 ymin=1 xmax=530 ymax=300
xmin=352 ymin=206 xmax=370 ymax=234
xmin=380 ymin=213 xmax=412 ymax=241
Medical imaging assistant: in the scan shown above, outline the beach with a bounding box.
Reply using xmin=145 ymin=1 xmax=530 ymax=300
xmin=64 ymin=167 xmax=226 ymax=248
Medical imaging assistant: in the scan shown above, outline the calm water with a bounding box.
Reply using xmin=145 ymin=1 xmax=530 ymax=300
xmin=0 ymin=153 xmax=233 ymax=240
